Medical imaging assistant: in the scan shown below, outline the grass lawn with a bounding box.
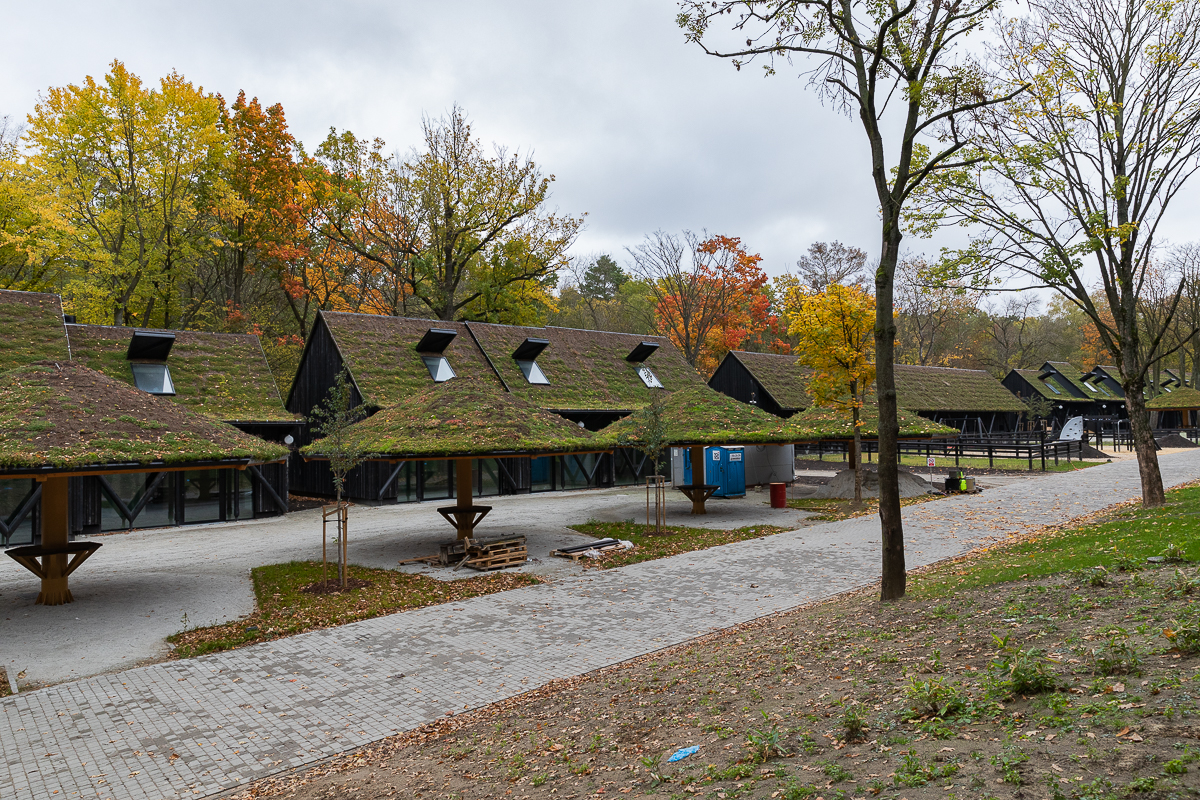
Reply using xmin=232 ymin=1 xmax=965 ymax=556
xmin=567 ymin=522 xmax=791 ymax=569
xmin=238 ymin=482 xmax=1200 ymax=800
xmin=800 ymin=455 xmax=1102 ymax=473
xmin=167 ymin=562 xmax=541 ymax=658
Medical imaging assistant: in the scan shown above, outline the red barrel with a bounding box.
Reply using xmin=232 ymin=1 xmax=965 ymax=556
xmin=769 ymin=482 xmax=787 ymax=508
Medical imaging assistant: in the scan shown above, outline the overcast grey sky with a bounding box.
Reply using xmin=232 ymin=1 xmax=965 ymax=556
xmin=3 ymin=1 xmax=1197 ymax=284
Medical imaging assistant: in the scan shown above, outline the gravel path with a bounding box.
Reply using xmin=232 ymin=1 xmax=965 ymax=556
xmin=2 ymin=452 xmax=1197 ymax=800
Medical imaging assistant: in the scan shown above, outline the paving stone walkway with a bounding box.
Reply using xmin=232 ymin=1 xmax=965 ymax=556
xmin=3 ymin=453 xmax=1199 ymax=800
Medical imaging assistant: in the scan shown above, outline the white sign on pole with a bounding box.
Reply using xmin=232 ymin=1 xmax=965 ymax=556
xmin=926 ymin=457 xmax=936 ymax=468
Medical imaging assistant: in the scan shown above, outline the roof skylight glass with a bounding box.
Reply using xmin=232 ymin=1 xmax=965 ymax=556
xmin=131 ymin=363 xmax=176 ymax=395
xmin=1083 ymin=382 xmax=1098 ymax=393
xmin=422 ymin=355 xmax=456 ymax=383
xmin=1044 ymin=379 xmax=1061 ymax=395
xmin=636 ymin=364 xmax=663 ymax=389
xmin=517 ymin=359 xmax=550 ymax=385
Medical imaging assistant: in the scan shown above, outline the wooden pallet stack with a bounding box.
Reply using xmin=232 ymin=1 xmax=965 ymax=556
xmin=398 ymin=535 xmax=529 ymax=571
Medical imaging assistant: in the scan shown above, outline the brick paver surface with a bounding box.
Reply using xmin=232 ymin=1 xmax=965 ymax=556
xmin=3 ymin=453 xmax=1198 ymax=800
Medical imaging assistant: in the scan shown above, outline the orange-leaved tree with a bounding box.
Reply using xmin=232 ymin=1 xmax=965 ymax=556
xmin=786 ymin=283 xmax=876 ymax=505
xmin=630 ymin=231 xmax=769 ymax=375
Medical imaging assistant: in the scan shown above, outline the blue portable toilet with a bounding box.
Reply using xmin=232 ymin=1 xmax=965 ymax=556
xmin=682 ymin=446 xmax=746 ymax=497
xmin=709 ymin=446 xmax=746 ymax=497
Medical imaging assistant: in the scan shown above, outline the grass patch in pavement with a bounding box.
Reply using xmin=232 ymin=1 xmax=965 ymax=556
xmin=567 ymin=521 xmax=790 ymax=568
xmin=236 ymin=480 xmax=1200 ymax=800
xmin=167 ymin=561 xmax=541 ymax=658
xmin=912 ymin=481 xmax=1200 ymax=599
xmin=894 ymin=454 xmax=1102 ymax=472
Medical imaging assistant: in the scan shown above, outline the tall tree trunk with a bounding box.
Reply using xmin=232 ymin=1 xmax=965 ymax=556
xmin=1124 ymin=378 xmax=1166 ymax=506
xmin=876 ymin=224 xmax=904 ymax=601
xmin=852 ymin=379 xmax=863 ymax=507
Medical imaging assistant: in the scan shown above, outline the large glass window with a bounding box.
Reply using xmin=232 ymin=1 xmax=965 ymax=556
xmin=636 ymin=364 xmax=663 ymax=389
xmin=0 ymin=479 xmax=37 ymax=547
xmin=100 ymin=472 xmax=175 ymax=531
xmin=561 ymin=453 xmax=598 ymax=490
xmin=422 ymin=460 xmax=451 ymax=500
xmin=516 ymin=360 xmax=550 ymax=385
xmin=131 ymin=363 xmax=176 ymax=395
xmin=422 ymin=356 xmax=456 ymax=382
xmin=181 ymin=470 xmax=222 ymax=524
xmin=478 ymin=459 xmax=501 ymax=497
xmin=530 ymin=456 xmax=554 ymax=492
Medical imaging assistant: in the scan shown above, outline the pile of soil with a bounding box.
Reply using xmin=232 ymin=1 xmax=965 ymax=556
xmin=1079 ymin=442 xmax=1112 ymax=458
xmin=816 ymin=465 xmax=934 ymax=499
xmin=1155 ymin=432 xmax=1199 ymax=449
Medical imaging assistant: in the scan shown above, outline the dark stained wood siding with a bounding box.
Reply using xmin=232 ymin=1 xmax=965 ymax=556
xmin=707 ymin=354 xmax=792 ymax=419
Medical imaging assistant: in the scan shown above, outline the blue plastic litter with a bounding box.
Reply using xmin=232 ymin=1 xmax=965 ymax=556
xmin=668 ymin=745 xmax=699 ymax=762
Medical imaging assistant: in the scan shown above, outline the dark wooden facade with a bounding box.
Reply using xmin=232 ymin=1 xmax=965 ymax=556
xmin=708 ymin=354 xmax=796 ymax=418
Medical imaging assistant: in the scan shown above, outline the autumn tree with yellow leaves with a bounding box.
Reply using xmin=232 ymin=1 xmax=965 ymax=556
xmin=786 ymin=283 xmax=876 ymax=505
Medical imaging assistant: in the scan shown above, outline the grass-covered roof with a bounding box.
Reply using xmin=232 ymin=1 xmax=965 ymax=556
xmin=0 ymin=362 xmax=288 ymax=472
xmin=1147 ymin=386 xmax=1200 ymax=409
xmin=723 ymin=351 xmax=811 ymax=411
xmin=465 ymin=323 xmax=707 ymax=412
xmin=782 ymin=403 xmax=958 ymax=440
xmin=894 ymin=364 xmax=1026 ymax=413
xmin=318 ymin=313 xmax=501 ymax=409
xmin=1011 ymin=369 xmax=1092 ymax=403
xmin=1044 ymin=361 xmax=1120 ymax=399
xmin=0 ymin=290 xmax=70 ymax=372
xmin=304 ymin=378 xmax=602 ymax=459
xmin=66 ymin=324 xmax=295 ymax=423
xmin=598 ymin=385 xmax=794 ymax=447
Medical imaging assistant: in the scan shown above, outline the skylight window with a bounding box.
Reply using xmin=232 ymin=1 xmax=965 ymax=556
xmin=1043 ymin=380 xmax=1061 ymax=395
xmin=636 ymin=364 xmax=663 ymax=389
xmin=517 ymin=359 xmax=550 ymax=385
xmin=422 ymin=355 xmax=456 ymax=383
xmin=131 ymin=363 xmax=175 ymax=395
xmin=1083 ymin=382 xmax=1098 ymax=393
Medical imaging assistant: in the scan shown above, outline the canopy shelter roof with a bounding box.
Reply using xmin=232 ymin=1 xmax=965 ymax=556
xmin=302 ymin=377 xmax=602 ymax=461
xmin=893 ymin=364 xmax=1026 ymax=413
xmin=66 ymin=324 xmax=296 ymax=423
xmin=783 ymin=402 xmax=958 ymax=441
xmin=598 ymin=385 xmax=795 ymax=448
xmin=0 ymin=290 xmax=71 ymax=373
xmin=1146 ymin=387 xmax=1200 ymax=410
xmin=0 ymin=361 xmax=288 ymax=475
xmin=468 ymin=323 xmax=705 ymax=412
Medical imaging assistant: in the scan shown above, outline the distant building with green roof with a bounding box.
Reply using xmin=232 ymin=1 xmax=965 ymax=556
xmin=285 ymin=311 xmax=705 ymax=502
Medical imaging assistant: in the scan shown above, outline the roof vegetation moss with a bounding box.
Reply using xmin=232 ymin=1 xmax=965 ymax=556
xmin=303 ymin=378 xmax=601 ymax=459
xmin=320 ymin=314 xmax=500 ymax=409
xmin=467 ymin=323 xmax=707 ymax=411
xmin=1012 ymin=369 xmax=1092 ymax=403
xmin=0 ymin=362 xmax=288 ymax=471
xmin=783 ymin=403 xmax=958 ymax=440
xmin=0 ymin=290 xmax=70 ymax=372
xmin=66 ymin=324 xmax=295 ymax=422
xmin=1147 ymin=386 xmax=1200 ymax=409
xmin=598 ymin=385 xmax=795 ymax=447
xmin=724 ymin=351 xmax=812 ymax=411
xmin=1044 ymin=361 xmax=1119 ymax=399
xmin=893 ymin=364 xmax=1027 ymax=412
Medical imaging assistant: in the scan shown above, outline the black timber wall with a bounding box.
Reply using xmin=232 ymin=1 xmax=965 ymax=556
xmin=707 ymin=356 xmax=792 ymax=419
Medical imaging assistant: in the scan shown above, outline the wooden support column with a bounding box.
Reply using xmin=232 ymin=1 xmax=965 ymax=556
xmin=455 ymin=458 xmax=474 ymax=539
xmin=38 ymin=476 xmax=71 ymax=606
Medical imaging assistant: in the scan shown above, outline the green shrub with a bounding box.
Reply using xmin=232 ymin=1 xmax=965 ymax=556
xmin=903 ymin=676 xmax=969 ymax=718
xmin=990 ymin=634 xmax=1060 ymax=696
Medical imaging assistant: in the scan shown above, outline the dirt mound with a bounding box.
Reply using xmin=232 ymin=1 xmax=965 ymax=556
xmin=1155 ymin=432 xmax=1199 ymax=449
xmin=816 ymin=467 xmax=934 ymax=499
